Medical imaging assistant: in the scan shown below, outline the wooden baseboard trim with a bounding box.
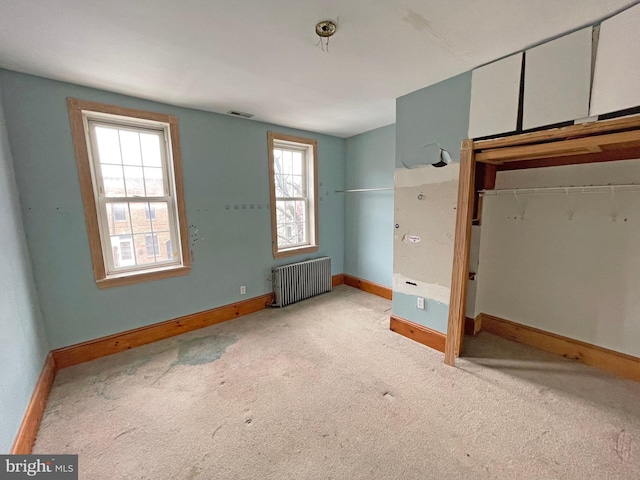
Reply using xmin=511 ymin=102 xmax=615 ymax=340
xmin=52 ymin=275 xmax=344 ymax=370
xmin=343 ymin=274 xmax=392 ymax=300
xmin=464 ymin=315 xmax=482 ymax=336
xmin=53 ymin=292 xmax=275 ymax=369
xmin=390 ymin=315 xmax=446 ymax=353
xmin=479 ymin=313 xmax=640 ymax=382
xmin=11 ymin=353 xmax=56 ymax=454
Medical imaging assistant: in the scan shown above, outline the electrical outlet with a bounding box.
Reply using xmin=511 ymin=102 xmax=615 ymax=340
xmin=240 ymin=286 xmax=246 ymax=295
xmin=417 ymin=297 xmax=425 ymax=309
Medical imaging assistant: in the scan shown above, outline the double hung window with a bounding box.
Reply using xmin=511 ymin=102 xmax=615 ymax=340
xmin=267 ymin=132 xmax=319 ymax=258
xmin=68 ymin=98 xmax=190 ymax=288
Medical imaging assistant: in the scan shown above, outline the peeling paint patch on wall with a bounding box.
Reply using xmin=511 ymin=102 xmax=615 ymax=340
xmin=393 ymin=273 xmax=450 ymax=305
xmin=392 ymin=163 xmax=459 ymax=329
xmin=394 ymin=162 xmax=459 ymax=188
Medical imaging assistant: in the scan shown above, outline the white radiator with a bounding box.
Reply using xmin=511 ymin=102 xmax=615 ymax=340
xmin=272 ymin=257 xmax=332 ymax=307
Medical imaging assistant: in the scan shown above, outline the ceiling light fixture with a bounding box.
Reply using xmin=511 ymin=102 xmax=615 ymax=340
xmin=315 ymin=20 xmax=337 ymax=52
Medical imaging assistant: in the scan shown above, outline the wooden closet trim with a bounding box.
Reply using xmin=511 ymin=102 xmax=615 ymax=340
xmin=445 ymin=114 xmax=640 ymax=366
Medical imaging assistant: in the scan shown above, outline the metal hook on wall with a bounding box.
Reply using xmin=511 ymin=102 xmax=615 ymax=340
xmin=565 ymin=188 xmax=574 ymax=220
xmin=512 ymin=191 xmax=525 ymax=220
xmin=610 ymin=186 xmax=617 ymax=222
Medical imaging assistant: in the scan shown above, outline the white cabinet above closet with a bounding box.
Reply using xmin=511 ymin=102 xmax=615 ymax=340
xmin=523 ymin=27 xmax=593 ymax=130
xmin=590 ymin=4 xmax=640 ymax=116
xmin=468 ymin=53 xmax=522 ymax=139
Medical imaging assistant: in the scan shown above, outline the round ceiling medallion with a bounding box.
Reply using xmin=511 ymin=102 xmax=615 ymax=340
xmin=315 ymin=20 xmax=337 ymax=38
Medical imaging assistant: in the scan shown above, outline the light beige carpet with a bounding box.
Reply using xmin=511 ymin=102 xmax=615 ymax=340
xmin=35 ymin=286 xmax=640 ymax=479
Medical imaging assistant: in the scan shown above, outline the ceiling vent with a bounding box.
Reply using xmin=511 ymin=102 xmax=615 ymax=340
xmin=227 ymin=110 xmax=254 ymax=119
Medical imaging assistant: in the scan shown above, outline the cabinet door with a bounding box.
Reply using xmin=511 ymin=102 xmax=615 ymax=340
xmin=590 ymin=4 xmax=640 ymax=116
xmin=468 ymin=53 xmax=522 ymax=139
xmin=523 ymin=28 xmax=593 ymax=130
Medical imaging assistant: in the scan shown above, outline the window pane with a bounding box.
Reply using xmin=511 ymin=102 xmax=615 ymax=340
xmin=276 ymin=200 xmax=286 ymax=225
xmin=133 ymin=234 xmax=156 ymax=265
xmin=144 ymin=167 xmax=164 ymax=196
xmin=120 ymin=240 xmax=133 ymax=260
xmin=289 ymin=223 xmax=303 ymax=244
xmin=106 ymin=203 xmax=131 ymax=235
xmin=112 ymin=204 xmax=126 ymax=222
xmin=282 ymin=150 xmax=292 ymax=175
xmin=144 ymin=203 xmax=155 ymax=220
xmin=101 ymin=165 xmax=126 ymax=197
xmin=140 ymin=132 xmax=162 ymax=167
xmin=292 ymin=175 xmax=303 ymax=196
xmin=154 ymin=231 xmax=172 ymax=261
xmin=277 ymin=224 xmax=287 ymax=247
xmin=149 ymin=202 xmax=169 ymax=232
xmin=284 ymin=176 xmax=295 ymax=197
xmin=285 ymin=200 xmax=295 ymax=223
xmin=144 ymin=234 xmax=160 ymax=256
xmin=274 ymin=174 xmax=286 ymax=197
xmin=119 ymin=130 xmax=142 ymax=166
xmin=165 ymin=239 xmax=174 ymax=260
xmin=273 ymin=149 xmax=284 ymax=175
xmin=95 ymin=127 xmax=121 ymax=164
xmin=292 ymin=151 xmax=303 ymax=175
xmin=286 ymin=224 xmax=296 ymax=245
xmin=123 ymin=166 xmax=145 ymax=197
xmin=129 ymin=202 xmax=152 ymax=234
xmin=294 ymin=201 xmax=306 ymax=224
xmin=110 ymin=235 xmax=135 ymax=268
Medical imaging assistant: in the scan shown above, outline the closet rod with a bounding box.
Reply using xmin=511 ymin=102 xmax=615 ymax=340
xmin=480 ymin=184 xmax=640 ymax=196
xmin=335 ymin=187 xmax=394 ymax=193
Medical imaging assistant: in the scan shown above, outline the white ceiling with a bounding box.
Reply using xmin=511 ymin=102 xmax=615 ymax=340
xmin=0 ymin=0 xmax=637 ymax=137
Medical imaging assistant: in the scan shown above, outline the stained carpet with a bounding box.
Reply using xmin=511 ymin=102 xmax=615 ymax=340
xmin=34 ymin=286 xmax=640 ymax=479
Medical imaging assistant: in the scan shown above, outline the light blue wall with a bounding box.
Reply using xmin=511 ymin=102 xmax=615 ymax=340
xmin=0 ymin=70 xmax=345 ymax=349
xmin=0 ymin=92 xmax=50 ymax=453
xmin=392 ymin=293 xmax=449 ymax=333
xmin=393 ymin=72 xmax=471 ymax=331
xmin=396 ymin=72 xmax=471 ymax=168
xmin=344 ymin=125 xmax=395 ymax=287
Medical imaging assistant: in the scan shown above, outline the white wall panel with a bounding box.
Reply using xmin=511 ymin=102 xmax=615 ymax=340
xmin=523 ymin=28 xmax=592 ymax=130
xmin=393 ymin=164 xmax=459 ymax=302
xmin=475 ymin=159 xmax=640 ymax=357
xmin=468 ymin=53 xmax=522 ymax=139
xmin=590 ymin=4 xmax=640 ymax=116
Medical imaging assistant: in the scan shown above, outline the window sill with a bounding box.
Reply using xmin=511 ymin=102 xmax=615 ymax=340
xmin=96 ymin=265 xmax=191 ymax=289
xmin=273 ymin=245 xmax=319 ymax=259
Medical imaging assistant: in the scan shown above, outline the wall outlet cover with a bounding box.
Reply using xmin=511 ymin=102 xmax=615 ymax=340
xmin=417 ymin=297 xmax=425 ymax=309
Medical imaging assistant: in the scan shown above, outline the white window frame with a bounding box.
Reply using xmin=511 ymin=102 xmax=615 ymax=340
xmin=68 ymin=98 xmax=191 ymax=288
xmin=86 ymin=119 xmax=180 ymax=274
xmin=267 ymin=132 xmax=319 ymax=258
